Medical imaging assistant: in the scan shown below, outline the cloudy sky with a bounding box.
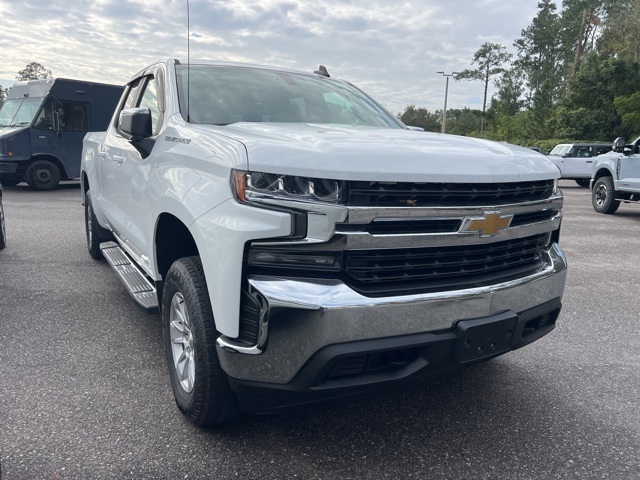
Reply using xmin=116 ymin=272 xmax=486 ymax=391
xmin=0 ymin=0 xmax=543 ymax=115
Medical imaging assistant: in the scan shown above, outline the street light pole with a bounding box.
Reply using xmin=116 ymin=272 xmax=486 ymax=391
xmin=437 ymin=71 xmax=458 ymax=134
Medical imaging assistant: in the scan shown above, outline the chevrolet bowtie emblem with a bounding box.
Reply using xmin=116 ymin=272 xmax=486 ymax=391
xmin=461 ymin=212 xmax=513 ymax=237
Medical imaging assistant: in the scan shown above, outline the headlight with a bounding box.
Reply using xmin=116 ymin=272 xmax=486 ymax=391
xmin=233 ymin=170 xmax=345 ymax=204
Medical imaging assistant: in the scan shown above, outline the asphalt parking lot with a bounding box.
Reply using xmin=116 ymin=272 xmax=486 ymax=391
xmin=0 ymin=180 xmax=639 ymax=479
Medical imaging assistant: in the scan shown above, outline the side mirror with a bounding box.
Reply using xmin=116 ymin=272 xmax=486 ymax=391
xmin=613 ymin=137 xmax=626 ymax=152
xmin=119 ymin=107 xmax=152 ymax=141
xmin=118 ymin=107 xmax=155 ymax=158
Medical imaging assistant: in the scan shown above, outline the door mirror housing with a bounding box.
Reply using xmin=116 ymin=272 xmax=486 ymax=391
xmin=118 ymin=107 xmax=155 ymax=158
xmin=119 ymin=107 xmax=153 ymax=140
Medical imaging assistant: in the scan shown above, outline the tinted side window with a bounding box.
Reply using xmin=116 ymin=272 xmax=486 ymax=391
xmin=138 ymin=76 xmax=162 ymax=135
xmin=123 ymin=78 xmax=144 ymax=111
xmin=573 ymin=146 xmax=591 ymax=158
xmin=33 ymin=98 xmax=56 ymax=130
xmin=116 ymin=77 xmax=145 ymax=134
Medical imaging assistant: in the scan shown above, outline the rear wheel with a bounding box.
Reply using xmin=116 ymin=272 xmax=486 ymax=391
xmin=592 ymin=176 xmax=620 ymax=214
xmin=26 ymin=160 xmax=61 ymax=190
xmin=162 ymin=256 xmax=240 ymax=426
xmin=575 ymin=179 xmax=590 ymax=188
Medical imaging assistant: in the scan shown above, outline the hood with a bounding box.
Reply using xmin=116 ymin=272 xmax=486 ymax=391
xmin=0 ymin=125 xmax=29 ymax=137
xmin=0 ymin=126 xmax=31 ymax=159
xmin=199 ymin=123 xmax=561 ymax=183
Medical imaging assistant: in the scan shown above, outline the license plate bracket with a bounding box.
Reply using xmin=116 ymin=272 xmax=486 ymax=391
xmin=453 ymin=311 xmax=517 ymax=364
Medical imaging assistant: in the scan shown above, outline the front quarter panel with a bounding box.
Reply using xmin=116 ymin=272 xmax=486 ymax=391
xmin=591 ymin=152 xmax=620 ymax=181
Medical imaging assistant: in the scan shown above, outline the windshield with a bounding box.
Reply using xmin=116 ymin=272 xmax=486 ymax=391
xmin=549 ymin=144 xmax=572 ymax=156
xmin=0 ymin=97 xmax=45 ymax=127
xmin=175 ymin=65 xmax=401 ymax=128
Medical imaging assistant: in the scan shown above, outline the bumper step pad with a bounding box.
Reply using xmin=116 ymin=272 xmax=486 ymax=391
xmin=100 ymin=241 xmax=158 ymax=313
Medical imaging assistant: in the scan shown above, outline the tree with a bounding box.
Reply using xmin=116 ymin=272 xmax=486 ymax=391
xmin=598 ymin=0 xmax=640 ymax=61
xmin=399 ymin=105 xmax=441 ymax=132
xmin=456 ymin=43 xmax=512 ymax=133
xmin=514 ymin=0 xmax=564 ymax=137
xmin=445 ymin=108 xmax=483 ymax=136
xmin=16 ymin=62 xmax=52 ymax=81
xmin=0 ymin=85 xmax=8 ymax=108
xmin=560 ymin=0 xmax=610 ymax=77
xmin=614 ymin=92 xmax=640 ymax=137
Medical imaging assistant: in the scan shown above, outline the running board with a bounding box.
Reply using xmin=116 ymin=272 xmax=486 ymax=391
xmin=100 ymin=241 xmax=159 ymax=313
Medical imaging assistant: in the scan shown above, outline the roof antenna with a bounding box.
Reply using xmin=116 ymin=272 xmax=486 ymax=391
xmin=314 ymin=65 xmax=330 ymax=77
xmin=186 ymin=0 xmax=191 ymax=121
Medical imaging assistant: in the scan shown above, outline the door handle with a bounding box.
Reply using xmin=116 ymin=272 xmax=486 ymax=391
xmin=586 ymin=160 xmax=593 ymax=163
xmin=112 ymin=155 xmax=125 ymax=165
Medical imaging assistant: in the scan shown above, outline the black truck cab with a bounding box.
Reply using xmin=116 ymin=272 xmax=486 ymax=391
xmin=0 ymin=78 xmax=123 ymax=189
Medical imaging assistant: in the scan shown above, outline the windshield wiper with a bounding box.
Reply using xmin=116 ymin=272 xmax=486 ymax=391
xmin=9 ymin=122 xmax=31 ymax=127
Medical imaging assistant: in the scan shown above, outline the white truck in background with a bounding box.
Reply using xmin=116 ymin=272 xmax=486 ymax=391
xmin=81 ymin=59 xmax=567 ymax=426
xmin=547 ymin=142 xmax=612 ymax=187
xmin=591 ymin=136 xmax=640 ymax=213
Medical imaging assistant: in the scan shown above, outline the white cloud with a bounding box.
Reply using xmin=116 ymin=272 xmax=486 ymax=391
xmin=0 ymin=0 xmax=541 ymax=114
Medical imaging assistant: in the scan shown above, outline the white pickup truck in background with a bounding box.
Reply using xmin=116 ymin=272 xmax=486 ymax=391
xmin=591 ymin=136 xmax=640 ymax=213
xmin=81 ymin=59 xmax=567 ymax=426
xmin=547 ymin=142 xmax=612 ymax=187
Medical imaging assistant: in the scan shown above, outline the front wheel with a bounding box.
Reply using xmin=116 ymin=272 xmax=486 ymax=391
xmin=162 ymin=256 xmax=240 ymax=426
xmin=592 ymin=176 xmax=620 ymax=214
xmin=26 ymin=160 xmax=61 ymax=190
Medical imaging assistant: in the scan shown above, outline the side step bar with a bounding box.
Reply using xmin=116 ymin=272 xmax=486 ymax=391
xmin=100 ymin=241 xmax=159 ymax=313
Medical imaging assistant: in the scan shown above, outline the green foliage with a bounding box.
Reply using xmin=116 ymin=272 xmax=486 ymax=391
xmin=614 ymin=92 xmax=640 ymax=136
xmin=551 ymin=106 xmax=617 ymax=139
xmin=398 ymin=105 xmax=441 ymax=132
xmin=446 ymin=108 xmax=483 ymax=136
xmin=16 ymin=62 xmax=52 ymax=81
xmin=598 ymin=0 xmax=640 ymax=61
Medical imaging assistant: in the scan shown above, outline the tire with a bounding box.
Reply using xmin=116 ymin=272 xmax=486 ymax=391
xmin=26 ymin=160 xmax=61 ymax=190
xmin=85 ymin=190 xmax=112 ymax=259
xmin=0 ymin=201 xmax=6 ymax=250
xmin=575 ymin=179 xmax=590 ymax=188
xmin=592 ymin=176 xmax=620 ymax=214
xmin=162 ymin=256 xmax=240 ymax=426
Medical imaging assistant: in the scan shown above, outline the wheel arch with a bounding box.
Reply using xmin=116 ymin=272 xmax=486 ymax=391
xmin=28 ymin=154 xmax=68 ymax=179
xmin=81 ymin=171 xmax=90 ymax=198
xmin=154 ymin=213 xmax=200 ymax=306
xmin=593 ymin=165 xmax=615 ymax=183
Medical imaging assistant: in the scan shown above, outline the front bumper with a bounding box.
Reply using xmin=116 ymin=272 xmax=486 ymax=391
xmin=217 ymin=243 xmax=567 ymax=409
xmin=227 ymin=297 xmax=561 ymax=413
xmin=0 ymin=162 xmax=19 ymax=174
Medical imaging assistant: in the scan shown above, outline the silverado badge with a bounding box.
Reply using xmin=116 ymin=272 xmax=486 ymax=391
xmin=460 ymin=211 xmax=513 ymax=237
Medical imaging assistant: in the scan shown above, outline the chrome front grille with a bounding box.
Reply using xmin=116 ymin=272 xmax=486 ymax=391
xmin=346 ymin=180 xmax=555 ymax=207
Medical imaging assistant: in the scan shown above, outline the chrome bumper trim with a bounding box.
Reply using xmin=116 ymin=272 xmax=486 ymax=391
xmin=217 ymin=243 xmax=567 ymax=384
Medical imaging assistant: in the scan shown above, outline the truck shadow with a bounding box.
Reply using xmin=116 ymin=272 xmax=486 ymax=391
xmin=200 ymin=358 xmax=630 ymax=477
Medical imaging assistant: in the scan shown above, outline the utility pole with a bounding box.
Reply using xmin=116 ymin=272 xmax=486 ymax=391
xmin=437 ymin=71 xmax=458 ymax=134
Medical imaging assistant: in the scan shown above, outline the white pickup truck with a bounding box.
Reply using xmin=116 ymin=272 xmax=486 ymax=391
xmin=591 ymin=136 xmax=640 ymax=213
xmin=81 ymin=59 xmax=567 ymax=426
xmin=547 ymin=143 xmax=612 ymax=187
